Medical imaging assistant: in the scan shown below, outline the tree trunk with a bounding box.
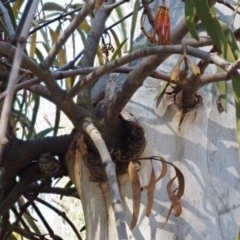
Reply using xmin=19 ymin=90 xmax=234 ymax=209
xmin=66 ymin=77 xmax=240 ymax=239
xmin=66 ymin=2 xmax=240 ymax=239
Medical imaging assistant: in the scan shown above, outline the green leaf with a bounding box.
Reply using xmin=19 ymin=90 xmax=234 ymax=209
xmin=236 ymin=229 xmax=240 ymax=240
xmin=35 ymin=47 xmax=45 ymax=62
xmin=13 ymin=0 xmax=24 ymax=18
xmin=154 ymin=81 xmax=168 ymax=108
xmin=110 ymin=38 xmax=128 ymax=61
xmin=53 ymin=108 xmax=61 ymax=136
xmin=23 ymin=213 xmax=41 ymax=235
xmin=60 ymin=180 xmax=73 ymax=199
xmin=115 ymin=6 xmax=127 ymax=50
xmin=185 ymin=0 xmax=199 ymax=40
xmin=129 ymin=0 xmax=141 ymax=53
xmin=35 ymin=127 xmax=55 ymax=139
xmin=42 ymin=2 xmax=65 ymax=11
xmin=109 ymin=29 xmax=121 ymax=52
xmin=30 ymin=31 xmax=37 ymax=58
xmin=27 ymin=94 xmax=40 ymax=139
xmin=8 ymin=234 xmax=18 ymax=240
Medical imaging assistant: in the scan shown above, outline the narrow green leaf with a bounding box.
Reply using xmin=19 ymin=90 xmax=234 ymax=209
xmin=130 ymin=0 xmax=141 ymax=53
xmin=154 ymin=82 xmax=168 ymax=108
xmin=109 ymin=29 xmax=121 ymax=53
xmin=35 ymin=47 xmax=45 ymax=62
xmin=27 ymin=94 xmax=40 ymax=139
xmin=9 ymin=234 xmax=17 ymax=240
xmin=23 ymin=213 xmax=41 ymax=235
xmin=35 ymin=127 xmax=55 ymax=139
xmin=115 ymin=6 xmax=127 ymax=50
xmin=53 ymin=108 xmax=61 ymax=136
xmin=236 ymin=230 xmax=240 ymax=240
xmin=110 ymin=38 xmax=128 ymax=61
xmin=13 ymin=0 xmax=24 ymax=18
xmin=185 ymin=0 xmax=199 ymax=40
xmin=42 ymin=2 xmax=65 ymax=11
xmin=30 ymin=31 xmax=37 ymax=58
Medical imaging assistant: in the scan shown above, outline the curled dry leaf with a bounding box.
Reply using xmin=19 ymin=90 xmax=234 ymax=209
xmin=161 ymin=164 xmax=185 ymax=229
xmin=146 ymin=167 xmax=156 ymax=217
xmin=128 ymin=161 xmax=141 ymax=230
xmin=134 ymin=156 xmax=185 ymax=229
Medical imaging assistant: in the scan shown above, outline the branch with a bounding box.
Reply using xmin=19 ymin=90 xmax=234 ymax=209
xmin=1 ymin=132 xmax=76 ymax=168
xmin=29 ymin=6 xmax=83 ymax=35
xmin=68 ymin=44 xmax=238 ymax=98
xmin=7 ymin=225 xmax=40 ymax=240
xmin=201 ymin=72 xmax=231 ymax=86
xmin=141 ymin=0 xmax=155 ymax=28
xmin=0 ymin=163 xmax=42 ymax=217
xmin=83 ymin=122 xmax=127 ymax=240
xmin=27 ymin=183 xmax=79 ymax=198
xmin=0 ymin=1 xmax=40 ymax=161
xmin=36 ymin=197 xmax=83 ymax=240
xmin=77 ymin=1 xmax=114 ymax=105
xmin=43 ymin=0 xmax=95 ymax=68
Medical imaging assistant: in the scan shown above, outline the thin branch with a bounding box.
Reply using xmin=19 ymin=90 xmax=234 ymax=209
xmin=0 ymin=163 xmax=42 ymax=217
xmin=36 ymin=197 xmax=83 ymax=240
xmin=67 ymin=44 xmax=240 ymax=99
xmin=0 ymin=2 xmax=14 ymax=40
xmin=27 ymin=184 xmax=79 ymax=198
xmin=141 ymin=0 xmax=155 ymax=28
xmin=1 ymin=133 xmax=75 ymax=168
xmin=43 ymin=0 xmax=95 ymax=68
xmin=29 ymin=6 xmax=83 ymax=36
xmin=201 ymin=72 xmax=231 ymax=86
xmin=105 ymin=0 xmax=127 ymax=11
xmin=30 ymin=201 xmax=55 ymax=238
xmin=83 ymin=121 xmax=128 ymax=240
xmin=77 ymin=1 xmax=114 ymax=105
xmin=217 ymin=0 xmax=240 ymax=14
xmin=7 ymin=225 xmax=40 ymax=240
xmin=0 ymin=1 xmax=40 ymax=163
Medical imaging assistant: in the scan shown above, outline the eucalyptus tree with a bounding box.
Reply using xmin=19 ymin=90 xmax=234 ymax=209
xmin=0 ymin=0 xmax=239 ymax=239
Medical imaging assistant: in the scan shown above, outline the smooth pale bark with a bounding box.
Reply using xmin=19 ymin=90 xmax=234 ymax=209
xmin=67 ymin=1 xmax=240 ymax=239
xmin=70 ymin=74 xmax=240 ymax=239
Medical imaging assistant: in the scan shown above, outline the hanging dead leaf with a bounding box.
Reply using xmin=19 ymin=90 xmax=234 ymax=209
xmin=128 ymin=161 xmax=141 ymax=230
xmin=155 ymin=157 xmax=167 ymax=183
xmin=161 ymin=165 xmax=185 ymax=228
xmin=146 ymin=167 xmax=156 ymax=217
xmin=142 ymin=157 xmax=167 ymax=191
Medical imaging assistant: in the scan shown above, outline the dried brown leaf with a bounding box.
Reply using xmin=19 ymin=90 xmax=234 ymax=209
xmin=155 ymin=157 xmax=167 ymax=183
xmin=161 ymin=165 xmax=185 ymax=228
xmin=128 ymin=161 xmax=141 ymax=230
xmin=146 ymin=167 xmax=156 ymax=217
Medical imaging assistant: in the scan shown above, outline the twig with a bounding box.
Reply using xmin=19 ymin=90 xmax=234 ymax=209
xmin=29 ymin=7 xmax=83 ymax=36
xmin=0 ymin=0 xmax=40 ymax=163
xmin=83 ymin=121 xmax=128 ymax=240
xmin=7 ymin=225 xmax=40 ymax=240
xmin=36 ymin=197 xmax=83 ymax=240
xmin=43 ymin=0 xmax=95 ymax=68
xmin=141 ymin=0 xmax=155 ymax=28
